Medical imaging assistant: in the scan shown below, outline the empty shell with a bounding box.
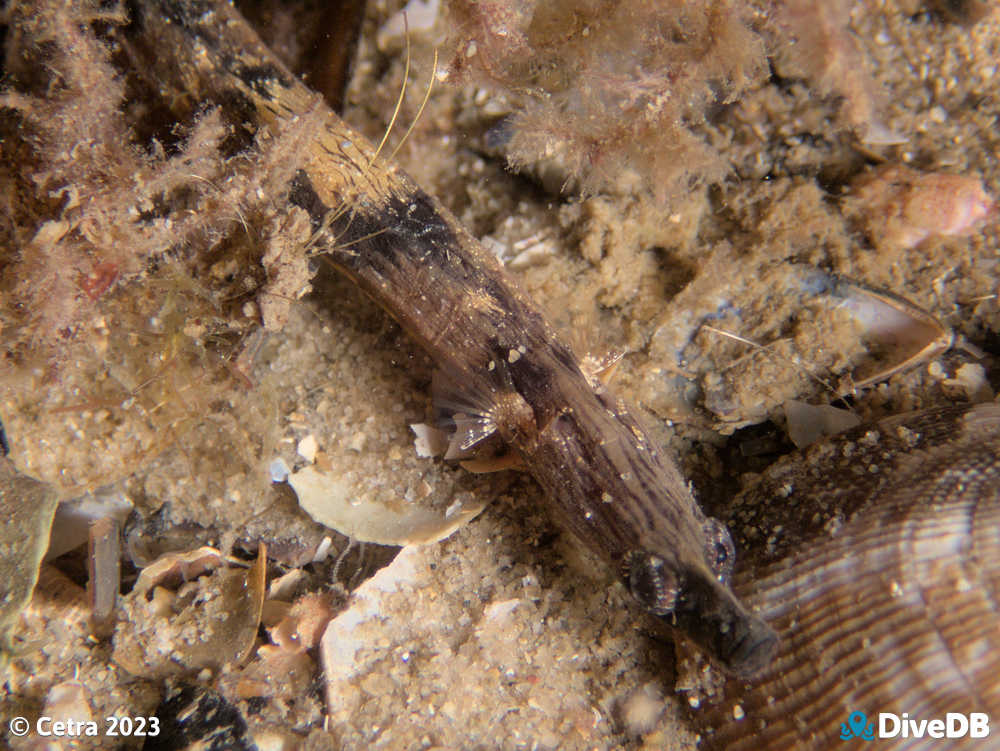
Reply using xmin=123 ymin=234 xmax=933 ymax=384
xmin=113 ymin=546 xmax=267 ymax=677
xmin=827 ymin=274 xmax=954 ymax=389
xmin=648 ymin=262 xmax=953 ymax=432
xmin=289 ymin=464 xmax=487 ymax=545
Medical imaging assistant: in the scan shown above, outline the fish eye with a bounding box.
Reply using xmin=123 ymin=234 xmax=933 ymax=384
xmin=704 ymin=518 xmax=735 ymax=584
xmin=626 ymin=551 xmax=679 ymax=616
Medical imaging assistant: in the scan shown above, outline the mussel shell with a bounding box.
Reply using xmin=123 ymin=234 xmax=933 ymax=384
xmin=645 ymin=262 xmax=952 ymax=433
xmin=694 ymin=403 xmax=1000 ymax=749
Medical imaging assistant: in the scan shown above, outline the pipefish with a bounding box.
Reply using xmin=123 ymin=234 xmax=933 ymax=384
xmin=128 ymin=0 xmax=778 ymax=675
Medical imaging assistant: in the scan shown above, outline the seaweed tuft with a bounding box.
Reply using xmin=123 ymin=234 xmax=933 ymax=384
xmin=441 ymin=0 xmax=768 ymax=200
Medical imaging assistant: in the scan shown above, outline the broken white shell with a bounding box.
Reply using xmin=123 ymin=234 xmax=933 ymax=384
xmin=289 ymin=464 xmax=485 ymax=545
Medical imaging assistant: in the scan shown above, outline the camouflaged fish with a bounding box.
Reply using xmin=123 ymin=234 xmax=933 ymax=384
xmin=128 ymin=0 xmax=778 ymax=675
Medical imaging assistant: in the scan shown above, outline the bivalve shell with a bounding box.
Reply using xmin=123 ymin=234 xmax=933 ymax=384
xmin=693 ymin=403 xmax=1000 ymax=749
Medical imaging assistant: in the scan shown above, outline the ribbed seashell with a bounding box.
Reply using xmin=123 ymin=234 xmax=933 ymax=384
xmin=693 ymin=402 xmax=1000 ymax=749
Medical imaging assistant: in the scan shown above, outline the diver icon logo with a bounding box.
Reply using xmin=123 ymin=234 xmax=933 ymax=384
xmin=840 ymin=711 xmax=876 ymax=741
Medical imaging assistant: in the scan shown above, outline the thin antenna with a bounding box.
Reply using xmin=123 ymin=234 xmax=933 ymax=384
xmin=388 ymin=47 xmax=438 ymax=164
xmin=700 ymin=324 xmax=849 ymax=408
xmin=369 ymin=13 xmax=411 ymax=168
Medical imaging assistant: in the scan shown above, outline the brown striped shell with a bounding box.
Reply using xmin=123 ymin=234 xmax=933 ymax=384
xmin=692 ymin=402 xmax=1000 ymax=749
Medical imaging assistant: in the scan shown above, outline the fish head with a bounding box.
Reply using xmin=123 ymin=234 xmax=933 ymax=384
xmin=625 ymin=521 xmax=777 ymax=676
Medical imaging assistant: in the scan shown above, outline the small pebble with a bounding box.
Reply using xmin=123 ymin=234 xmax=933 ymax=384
xmin=297 ymin=435 xmax=318 ymax=463
xmin=269 ymin=458 xmax=290 ymax=483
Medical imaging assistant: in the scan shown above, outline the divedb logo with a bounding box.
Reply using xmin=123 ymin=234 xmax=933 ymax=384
xmin=840 ymin=711 xmax=991 ymax=742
